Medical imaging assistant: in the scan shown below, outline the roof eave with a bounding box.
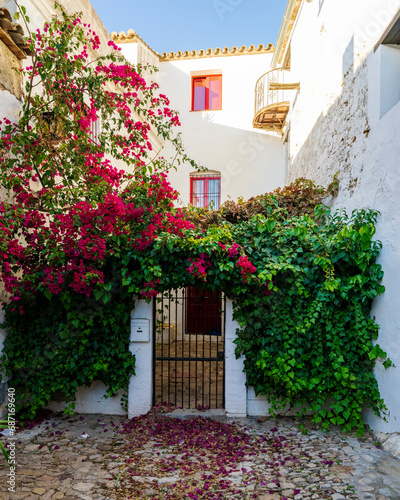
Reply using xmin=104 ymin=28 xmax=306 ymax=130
xmin=271 ymin=0 xmax=302 ymax=69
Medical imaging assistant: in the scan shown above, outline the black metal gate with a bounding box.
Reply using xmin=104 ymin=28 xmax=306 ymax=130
xmin=153 ymin=288 xmax=225 ymax=409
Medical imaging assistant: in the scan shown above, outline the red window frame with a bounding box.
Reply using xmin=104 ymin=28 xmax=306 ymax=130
xmin=191 ymin=75 xmax=222 ymax=111
xmin=190 ymin=175 xmax=221 ymax=209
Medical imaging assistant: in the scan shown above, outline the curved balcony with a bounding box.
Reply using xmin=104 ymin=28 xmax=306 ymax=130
xmin=253 ymin=69 xmax=299 ymax=133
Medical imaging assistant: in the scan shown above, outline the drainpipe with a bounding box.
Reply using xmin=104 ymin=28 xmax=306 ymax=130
xmin=271 ymin=0 xmax=299 ymax=69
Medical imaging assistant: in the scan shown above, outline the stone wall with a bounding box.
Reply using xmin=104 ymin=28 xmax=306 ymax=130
xmin=0 ymin=44 xmax=22 ymax=100
xmin=279 ymin=0 xmax=400 ymax=433
xmin=287 ymin=60 xmax=370 ymax=199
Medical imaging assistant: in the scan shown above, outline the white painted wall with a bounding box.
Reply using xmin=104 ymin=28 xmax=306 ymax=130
xmin=0 ymin=90 xmax=21 ymax=132
xmin=118 ymin=39 xmax=284 ymax=206
xmin=224 ymin=300 xmax=247 ymax=417
xmin=47 ymin=382 xmax=126 ymax=415
xmin=380 ymin=44 xmax=400 ymax=117
xmin=119 ymin=41 xmax=139 ymax=65
xmin=278 ymin=0 xmax=400 ymax=432
xmin=157 ymin=54 xmax=283 ymax=205
xmin=128 ymin=299 xmax=153 ymax=418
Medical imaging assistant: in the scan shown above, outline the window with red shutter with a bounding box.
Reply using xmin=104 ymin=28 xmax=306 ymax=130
xmin=191 ymin=75 xmax=222 ymax=111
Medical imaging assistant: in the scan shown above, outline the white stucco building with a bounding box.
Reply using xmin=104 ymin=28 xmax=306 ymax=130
xmin=113 ymin=30 xmax=284 ymax=208
xmin=256 ymin=0 xmax=400 ymax=434
xmin=2 ymin=0 xmax=400 ymax=440
xmin=0 ymin=0 xmax=271 ymax=420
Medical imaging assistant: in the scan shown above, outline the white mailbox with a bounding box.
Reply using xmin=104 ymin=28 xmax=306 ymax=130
xmin=130 ymin=319 xmax=150 ymax=342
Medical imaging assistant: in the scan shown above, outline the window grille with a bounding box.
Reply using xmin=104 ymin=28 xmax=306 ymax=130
xmin=190 ymin=175 xmax=221 ymax=210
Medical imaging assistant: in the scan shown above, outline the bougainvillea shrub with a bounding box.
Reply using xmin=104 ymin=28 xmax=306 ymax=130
xmin=0 ymin=3 xmax=197 ymax=416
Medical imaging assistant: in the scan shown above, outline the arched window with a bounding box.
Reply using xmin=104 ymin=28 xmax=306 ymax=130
xmin=190 ymin=171 xmax=221 ymax=210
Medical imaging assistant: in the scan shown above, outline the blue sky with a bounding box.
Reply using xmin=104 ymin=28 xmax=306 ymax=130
xmin=89 ymin=0 xmax=287 ymax=54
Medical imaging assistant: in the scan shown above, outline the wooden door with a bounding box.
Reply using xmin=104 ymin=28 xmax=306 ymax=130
xmin=186 ymin=287 xmax=222 ymax=335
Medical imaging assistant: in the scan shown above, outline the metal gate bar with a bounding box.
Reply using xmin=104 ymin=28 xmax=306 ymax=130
xmin=152 ymin=289 xmax=225 ymax=409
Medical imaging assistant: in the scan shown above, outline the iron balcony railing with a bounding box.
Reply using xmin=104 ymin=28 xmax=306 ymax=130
xmin=253 ymin=68 xmax=300 ymax=131
xmin=254 ymin=68 xmax=289 ymax=116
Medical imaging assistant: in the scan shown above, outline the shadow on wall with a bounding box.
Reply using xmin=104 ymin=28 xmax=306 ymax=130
xmin=170 ymin=119 xmax=283 ymax=200
xmin=286 ymin=35 xmax=400 ymax=207
xmin=284 ymin=33 xmax=400 ymax=432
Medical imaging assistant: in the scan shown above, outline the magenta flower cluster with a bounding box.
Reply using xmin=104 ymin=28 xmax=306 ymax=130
xmin=187 ymin=253 xmax=211 ymax=281
xmin=236 ymin=255 xmax=257 ymax=283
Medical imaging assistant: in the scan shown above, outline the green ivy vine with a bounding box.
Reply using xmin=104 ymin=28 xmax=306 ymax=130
xmin=1 ymin=179 xmax=391 ymax=435
xmin=231 ymin=206 xmax=391 ymax=435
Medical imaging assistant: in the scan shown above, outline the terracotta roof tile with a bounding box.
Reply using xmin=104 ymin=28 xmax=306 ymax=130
xmin=111 ymin=29 xmax=160 ymax=57
xmin=0 ymin=7 xmax=32 ymax=59
xmin=159 ymin=43 xmax=274 ymax=61
xmin=111 ymin=29 xmax=274 ymax=61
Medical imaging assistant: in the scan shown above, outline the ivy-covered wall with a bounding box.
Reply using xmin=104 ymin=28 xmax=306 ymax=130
xmin=281 ymin=0 xmax=400 ymax=433
xmin=2 ymin=181 xmax=391 ymax=435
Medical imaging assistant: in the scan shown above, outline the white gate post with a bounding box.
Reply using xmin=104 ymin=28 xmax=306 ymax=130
xmin=225 ymin=299 xmax=247 ymax=417
xmin=128 ymin=298 xmax=153 ymax=418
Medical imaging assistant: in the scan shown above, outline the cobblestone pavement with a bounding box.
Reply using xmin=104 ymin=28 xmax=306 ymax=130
xmin=0 ymin=412 xmax=399 ymax=499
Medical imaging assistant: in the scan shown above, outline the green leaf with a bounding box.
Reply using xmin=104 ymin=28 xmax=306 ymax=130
xmin=0 ymin=442 xmax=9 ymax=462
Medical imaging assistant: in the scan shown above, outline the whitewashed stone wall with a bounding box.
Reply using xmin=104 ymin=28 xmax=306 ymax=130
xmin=279 ymin=0 xmax=400 ymax=432
xmin=287 ymin=59 xmax=370 ymax=194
